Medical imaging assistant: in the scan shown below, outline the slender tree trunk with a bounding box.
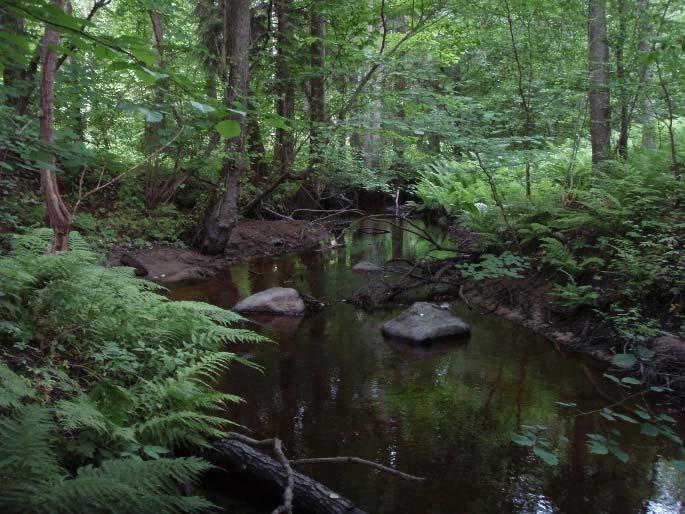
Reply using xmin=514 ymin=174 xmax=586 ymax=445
xmin=247 ymin=100 xmax=268 ymax=182
xmin=200 ymin=0 xmax=251 ymax=254
xmin=615 ymin=0 xmax=629 ymax=159
xmin=274 ymin=0 xmax=295 ymax=176
xmin=309 ymin=3 xmax=326 ymax=173
xmin=39 ymin=0 xmax=72 ymax=252
xmin=1 ymin=10 xmax=31 ymax=114
xmin=504 ymin=0 xmax=533 ymax=197
xmin=638 ymin=0 xmax=656 ymax=149
xmin=655 ymin=60 xmax=680 ymax=180
xmin=143 ymin=10 xmax=167 ymax=210
xmin=588 ymin=0 xmax=611 ymax=164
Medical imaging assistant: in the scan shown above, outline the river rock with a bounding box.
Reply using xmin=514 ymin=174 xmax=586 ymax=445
xmin=120 ymin=252 xmax=148 ymax=276
xmin=352 ymin=261 xmax=384 ymax=273
xmin=382 ymin=302 xmax=471 ymax=343
xmin=233 ymin=287 xmax=306 ymax=316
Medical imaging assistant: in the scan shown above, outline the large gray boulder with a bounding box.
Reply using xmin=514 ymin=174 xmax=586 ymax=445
xmin=233 ymin=287 xmax=306 ymax=316
xmin=382 ymin=302 xmax=471 ymax=343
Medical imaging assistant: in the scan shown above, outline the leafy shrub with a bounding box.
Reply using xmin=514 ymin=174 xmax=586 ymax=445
xmin=459 ymin=251 xmax=530 ymax=280
xmin=551 ymin=280 xmax=598 ymax=308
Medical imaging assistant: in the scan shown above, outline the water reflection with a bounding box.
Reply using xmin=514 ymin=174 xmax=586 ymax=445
xmin=167 ymin=220 xmax=684 ymax=514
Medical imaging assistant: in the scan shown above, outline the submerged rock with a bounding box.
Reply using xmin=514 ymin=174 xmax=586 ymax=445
xmin=120 ymin=252 xmax=148 ymax=277
xmin=233 ymin=287 xmax=306 ymax=316
xmin=352 ymin=261 xmax=384 ymax=273
xmin=382 ymin=302 xmax=471 ymax=343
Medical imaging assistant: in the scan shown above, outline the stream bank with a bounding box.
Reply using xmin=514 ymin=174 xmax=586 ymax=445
xmin=107 ymin=219 xmax=330 ymax=282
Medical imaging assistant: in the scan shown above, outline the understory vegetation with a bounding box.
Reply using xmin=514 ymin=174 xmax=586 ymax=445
xmin=0 ymin=230 xmax=263 ymax=512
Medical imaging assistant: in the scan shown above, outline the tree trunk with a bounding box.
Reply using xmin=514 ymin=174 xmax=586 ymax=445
xmin=208 ymin=440 xmax=367 ymax=514
xmin=309 ymin=3 xmax=326 ymax=173
xmin=39 ymin=0 xmax=72 ymax=253
xmin=0 ymin=9 xmax=32 ymax=115
xmin=143 ymin=10 xmax=166 ymax=210
xmin=588 ymin=0 xmax=611 ymax=164
xmin=504 ymin=0 xmax=533 ymax=197
xmin=361 ymin=75 xmax=382 ymax=169
xmin=199 ymin=0 xmax=251 ymax=254
xmin=274 ymin=0 xmax=295 ymax=177
xmin=638 ymin=0 xmax=656 ymax=149
xmin=615 ymin=0 xmax=629 ymax=159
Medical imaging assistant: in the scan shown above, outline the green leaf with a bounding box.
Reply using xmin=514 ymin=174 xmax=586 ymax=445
xmin=612 ymin=353 xmax=637 ymax=369
xmin=190 ymin=101 xmax=215 ymax=114
xmin=263 ymin=114 xmax=290 ymax=130
xmin=609 ymin=445 xmax=629 ymax=463
xmin=510 ymin=432 xmax=534 ymax=447
xmin=129 ymin=47 xmax=159 ymax=66
xmin=671 ymin=460 xmax=685 ymax=472
xmin=533 ymin=446 xmax=559 ymax=466
xmin=640 ymin=423 xmax=659 ymax=436
xmin=603 ymin=373 xmax=620 ymax=384
xmin=589 ymin=442 xmax=609 ymax=455
xmin=143 ymin=445 xmax=170 ymax=459
xmin=658 ymin=413 xmax=676 ymax=423
xmin=634 ymin=408 xmax=651 ymax=420
xmin=215 ymin=120 xmax=241 ymax=139
xmin=600 ymin=409 xmax=616 ymax=421
xmin=612 ymin=413 xmax=638 ymax=424
xmin=138 ymin=107 xmax=163 ymax=123
xmin=141 ymin=67 xmax=168 ymax=81
xmin=555 ymin=401 xmax=577 ymax=408
xmin=637 ymin=346 xmax=655 ymax=360
xmin=621 ymin=377 xmax=642 ymax=385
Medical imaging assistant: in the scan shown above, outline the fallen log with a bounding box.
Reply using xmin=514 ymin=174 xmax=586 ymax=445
xmin=207 ymin=439 xmax=368 ymax=514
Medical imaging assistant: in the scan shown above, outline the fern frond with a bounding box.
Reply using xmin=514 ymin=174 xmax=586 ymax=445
xmin=0 ymin=363 xmax=36 ymax=408
xmin=46 ymin=458 xmax=214 ymax=514
xmin=55 ymin=395 xmax=109 ymax=435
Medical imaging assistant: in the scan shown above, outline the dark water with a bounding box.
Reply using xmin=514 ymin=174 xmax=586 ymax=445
xmin=168 ymin=220 xmax=685 ymax=514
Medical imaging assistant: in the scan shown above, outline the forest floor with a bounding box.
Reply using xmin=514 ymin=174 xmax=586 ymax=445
xmin=107 ymin=219 xmax=330 ymax=282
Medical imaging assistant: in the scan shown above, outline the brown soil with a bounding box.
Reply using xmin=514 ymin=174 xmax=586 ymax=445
xmin=460 ymin=276 xmax=615 ymax=361
xmin=107 ymin=219 xmax=330 ymax=283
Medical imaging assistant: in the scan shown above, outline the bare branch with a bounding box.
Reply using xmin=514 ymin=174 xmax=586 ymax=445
xmin=271 ymin=438 xmax=294 ymax=514
xmin=290 ymin=456 xmax=426 ymax=482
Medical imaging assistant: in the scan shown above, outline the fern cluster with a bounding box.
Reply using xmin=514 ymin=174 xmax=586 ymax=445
xmin=0 ymin=230 xmax=265 ymax=513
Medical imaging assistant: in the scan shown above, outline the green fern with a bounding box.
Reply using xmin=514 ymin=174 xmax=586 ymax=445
xmin=0 ymin=230 xmax=264 ymax=512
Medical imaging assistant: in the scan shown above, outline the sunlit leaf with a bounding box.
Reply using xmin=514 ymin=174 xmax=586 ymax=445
xmin=215 ymin=120 xmax=241 ymax=139
xmin=533 ymin=446 xmax=559 ymax=466
xmin=510 ymin=432 xmax=534 ymax=447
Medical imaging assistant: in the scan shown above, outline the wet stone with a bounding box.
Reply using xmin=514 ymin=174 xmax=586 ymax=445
xmin=382 ymin=302 xmax=471 ymax=344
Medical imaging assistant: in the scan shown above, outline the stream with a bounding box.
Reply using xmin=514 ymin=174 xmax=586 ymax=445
xmin=168 ymin=220 xmax=685 ymax=514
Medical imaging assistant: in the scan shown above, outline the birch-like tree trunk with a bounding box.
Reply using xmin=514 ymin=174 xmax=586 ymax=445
xmin=588 ymin=0 xmax=611 ymax=164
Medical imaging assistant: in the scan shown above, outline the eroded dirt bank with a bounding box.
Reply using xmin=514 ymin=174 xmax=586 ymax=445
xmin=459 ymin=274 xmax=685 ymax=408
xmin=107 ymin=219 xmax=330 ymax=282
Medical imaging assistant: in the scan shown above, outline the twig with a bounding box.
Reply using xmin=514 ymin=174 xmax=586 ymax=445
xmin=290 ymin=456 xmax=426 ymax=481
xmin=458 ymin=285 xmax=473 ymax=310
xmin=71 ymin=128 xmax=184 ymax=216
xmin=271 ymin=438 xmax=294 ymax=514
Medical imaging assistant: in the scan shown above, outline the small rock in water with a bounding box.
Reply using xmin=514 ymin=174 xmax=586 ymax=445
xmin=233 ymin=287 xmax=306 ymax=316
xmin=382 ymin=302 xmax=470 ymax=344
xmin=352 ymin=261 xmax=384 ymax=273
